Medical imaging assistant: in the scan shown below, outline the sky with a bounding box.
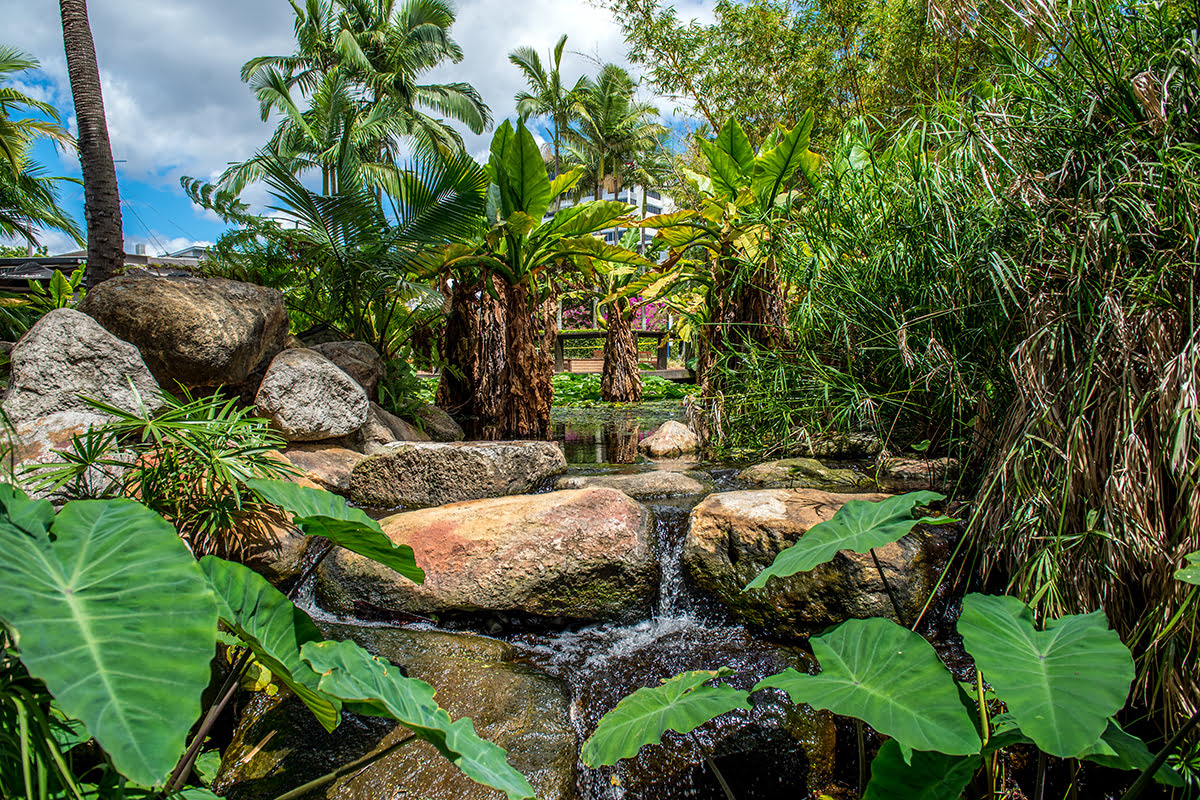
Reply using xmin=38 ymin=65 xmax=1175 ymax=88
xmin=2 ymin=0 xmax=713 ymax=257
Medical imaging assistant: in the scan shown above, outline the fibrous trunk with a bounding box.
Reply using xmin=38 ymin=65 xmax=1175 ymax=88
xmin=437 ymin=276 xmax=508 ymax=438
xmin=502 ymin=282 xmax=553 ymax=439
xmin=601 ymin=298 xmax=643 ymax=402
xmin=60 ymin=0 xmax=123 ymax=286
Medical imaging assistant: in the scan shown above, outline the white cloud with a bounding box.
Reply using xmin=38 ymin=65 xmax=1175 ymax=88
xmin=6 ymin=0 xmax=716 ymax=200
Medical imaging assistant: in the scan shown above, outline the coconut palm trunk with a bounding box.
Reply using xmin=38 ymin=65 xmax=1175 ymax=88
xmin=59 ymin=0 xmax=122 ymax=285
xmin=601 ymin=297 xmax=642 ymax=402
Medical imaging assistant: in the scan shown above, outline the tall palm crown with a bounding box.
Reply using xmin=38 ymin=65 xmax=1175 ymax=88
xmin=566 ymin=63 xmax=661 ymax=200
xmin=223 ymin=0 xmax=490 ymax=194
xmin=509 ymin=35 xmax=584 ymax=180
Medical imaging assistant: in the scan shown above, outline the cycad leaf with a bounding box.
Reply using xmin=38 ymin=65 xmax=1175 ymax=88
xmin=713 ymin=118 xmax=754 ymax=175
xmin=864 ymin=739 xmax=980 ymax=800
xmin=957 ymin=594 xmax=1133 ymax=758
xmin=581 ymin=669 xmax=751 ymax=767
xmin=1176 ymin=551 xmax=1200 ymax=585
xmin=302 ymin=640 xmax=535 ymax=800
xmin=745 ymin=491 xmax=952 ymax=590
xmin=756 ymin=618 xmax=979 ymax=755
xmin=200 ymin=556 xmax=341 ymax=732
xmin=0 ymin=494 xmax=216 ymax=787
xmin=244 ymin=479 xmax=423 ymax=583
xmin=751 ymin=108 xmax=816 ymax=207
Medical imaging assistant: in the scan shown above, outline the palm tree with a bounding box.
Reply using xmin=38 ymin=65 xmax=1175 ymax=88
xmin=226 ymin=0 xmax=490 ymax=193
xmin=59 ymin=0 xmax=122 ymax=284
xmin=567 ymin=64 xmax=661 ymax=201
xmin=0 ymin=46 xmax=83 ymax=249
xmin=509 ymin=35 xmax=584 ymax=185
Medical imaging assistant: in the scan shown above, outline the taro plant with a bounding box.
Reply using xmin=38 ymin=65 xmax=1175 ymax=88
xmin=582 ymin=492 xmax=1187 ymax=798
xmin=0 ymin=478 xmax=535 ymax=799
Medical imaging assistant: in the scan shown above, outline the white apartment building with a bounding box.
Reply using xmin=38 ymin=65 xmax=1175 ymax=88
xmin=546 ymin=184 xmax=677 ymax=253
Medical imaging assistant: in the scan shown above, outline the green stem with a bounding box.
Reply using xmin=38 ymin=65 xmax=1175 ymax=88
xmin=870 ymin=548 xmax=909 ymax=629
xmin=704 ymin=756 xmax=737 ymax=800
xmin=164 ymin=648 xmax=250 ymax=793
xmin=856 ymin=718 xmax=867 ymax=796
xmin=270 ymin=733 xmax=418 ymax=800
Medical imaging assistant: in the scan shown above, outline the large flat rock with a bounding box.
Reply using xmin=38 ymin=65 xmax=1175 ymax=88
xmin=683 ymin=488 xmax=950 ymax=637
xmin=213 ymin=626 xmax=577 ymax=800
xmin=316 ymin=488 xmax=656 ymax=625
xmin=555 ymin=470 xmax=711 ymax=499
xmin=349 ymin=440 xmax=566 ymax=508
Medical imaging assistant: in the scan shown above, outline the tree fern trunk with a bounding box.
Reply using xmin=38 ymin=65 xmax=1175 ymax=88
xmin=601 ymin=298 xmax=642 ymax=402
xmin=60 ymin=0 xmax=122 ymax=286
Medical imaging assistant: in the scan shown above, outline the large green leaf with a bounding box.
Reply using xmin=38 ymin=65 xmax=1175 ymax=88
xmin=1078 ymin=719 xmax=1183 ymax=786
xmin=713 ymin=118 xmax=754 ymax=176
xmin=503 ymin=121 xmax=552 ymax=222
xmin=244 ymin=479 xmax=423 ymax=583
xmin=302 ymin=640 xmax=535 ymax=800
xmin=0 ymin=482 xmax=54 ymax=535
xmin=745 ymin=491 xmax=953 ymax=591
xmin=863 ymin=739 xmax=980 ymax=800
xmin=1175 ymin=551 xmax=1200 ymax=585
xmin=200 ymin=556 xmax=341 ymax=732
xmin=756 ymin=618 xmax=980 ymax=755
xmin=0 ymin=494 xmax=217 ymax=786
xmin=581 ymin=668 xmax=751 ymax=767
xmin=699 ymin=140 xmax=748 ymax=197
xmin=542 ymin=200 xmax=633 ymax=238
xmin=957 ymin=594 xmax=1133 ymax=758
xmin=751 ymin=108 xmax=816 ymax=208
xmin=547 ymin=167 xmax=583 ymax=200
xmin=487 ymin=120 xmax=516 ymax=218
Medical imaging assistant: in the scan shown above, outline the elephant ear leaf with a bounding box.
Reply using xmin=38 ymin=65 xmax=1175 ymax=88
xmin=699 ymin=139 xmax=748 ymax=197
xmin=302 ymin=640 xmax=535 ymax=800
xmin=504 ymin=120 xmax=552 ymax=222
xmin=200 ymin=556 xmax=341 ymax=732
xmin=581 ymin=669 xmax=751 ymax=767
xmin=713 ymin=118 xmax=754 ymax=176
xmin=756 ymin=618 xmax=979 ymax=755
xmin=751 ymin=108 xmax=818 ymax=207
xmin=0 ymin=482 xmax=54 ymax=535
xmin=957 ymin=594 xmax=1134 ymax=758
xmin=0 ymin=494 xmax=217 ymax=787
xmin=1077 ymin=718 xmax=1184 ymax=786
xmin=1175 ymin=551 xmax=1200 ymax=585
xmin=745 ymin=491 xmax=953 ymax=590
xmin=863 ymin=739 xmax=981 ymax=800
xmin=244 ymin=478 xmax=423 ymax=583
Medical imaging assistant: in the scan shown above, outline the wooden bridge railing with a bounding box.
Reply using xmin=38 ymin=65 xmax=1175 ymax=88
xmin=553 ymin=330 xmax=669 ymax=372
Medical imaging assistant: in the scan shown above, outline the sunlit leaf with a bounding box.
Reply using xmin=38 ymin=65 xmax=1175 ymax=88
xmin=756 ymin=618 xmax=979 ymax=755
xmin=957 ymin=594 xmax=1133 ymax=758
xmin=581 ymin=669 xmax=751 ymax=767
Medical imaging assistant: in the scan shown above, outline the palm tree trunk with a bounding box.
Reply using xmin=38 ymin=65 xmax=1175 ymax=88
xmin=601 ymin=297 xmax=642 ymax=402
xmin=437 ymin=275 xmax=508 ymax=439
xmin=503 ymin=281 xmax=552 ymax=439
xmin=60 ymin=0 xmax=122 ymax=286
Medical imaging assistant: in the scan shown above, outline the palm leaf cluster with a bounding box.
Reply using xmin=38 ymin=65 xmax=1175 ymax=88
xmin=0 ymin=45 xmax=82 ymax=248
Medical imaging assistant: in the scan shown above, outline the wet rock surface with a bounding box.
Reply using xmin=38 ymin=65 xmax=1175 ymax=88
xmin=554 ymin=470 xmax=711 ymax=499
xmin=683 ymin=488 xmax=950 ymax=637
xmin=738 ymin=457 xmax=873 ymax=491
xmin=349 ymin=440 xmax=566 ymax=508
xmin=316 ymin=488 xmax=657 ymax=625
xmin=214 ymin=626 xmax=577 ymax=800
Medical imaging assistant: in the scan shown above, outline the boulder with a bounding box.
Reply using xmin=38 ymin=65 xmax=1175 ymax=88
xmin=877 ymin=456 xmax=961 ymax=491
xmin=2 ymin=308 xmax=164 ymax=424
xmin=683 ymin=489 xmax=951 ymax=637
xmin=316 ymin=488 xmax=656 ymax=624
xmin=8 ymin=410 xmax=124 ymax=498
xmin=347 ymin=402 xmax=431 ymax=454
xmin=281 ymin=443 xmax=366 ymax=494
xmin=78 ymin=276 xmax=288 ymax=392
xmin=555 ymin=470 xmax=711 ymax=499
xmin=410 ymin=402 xmax=464 ymax=442
xmin=310 ymin=341 xmax=385 ymax=399
xmin=213 ymin=626 xmax=577 ymax=800
xmin=255 ymin=349 xmax=369 ymax=441
xmin=349 ymin=440 xmax=566 ymax=509
xmin=639 ymin=420 xmax=699 ymax=458
xmin=739 ymin=457 xmax=873 ymax=491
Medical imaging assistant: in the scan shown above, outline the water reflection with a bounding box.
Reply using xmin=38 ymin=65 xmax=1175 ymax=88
xmin=552 ymin=402 xmax=686 ymax=465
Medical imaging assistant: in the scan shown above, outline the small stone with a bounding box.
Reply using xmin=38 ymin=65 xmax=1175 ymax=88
xmin=254 ymin=349 xmax=369 ymax=441
xmin=639 ymin=420 xmax=699 ymax=458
